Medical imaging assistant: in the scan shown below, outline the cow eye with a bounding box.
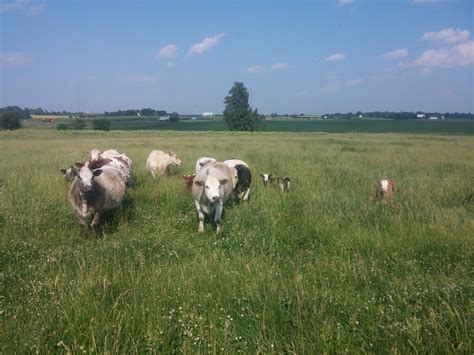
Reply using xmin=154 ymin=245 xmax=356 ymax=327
xmin=205 ymin=186 xmax=209 ymax=189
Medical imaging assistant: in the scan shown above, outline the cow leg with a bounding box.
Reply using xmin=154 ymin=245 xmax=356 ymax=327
xmin=242 ymin=187 xmax=250 ymax=201
xmin=91 ymin=212 xmax=101 ymax=238
xmin=214 ymin=201 xmax=223 ymax=233
xmin=195 ymin=200 xmax=205 ymax=233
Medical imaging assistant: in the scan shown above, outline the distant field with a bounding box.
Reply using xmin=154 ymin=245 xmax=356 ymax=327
xmin=109 ymin=118 xmax=474 ymax=134
xmin=1 ymin=129 xmax=473 ymax=353
xmin=23 ymin=117 xmax=474 ymax=134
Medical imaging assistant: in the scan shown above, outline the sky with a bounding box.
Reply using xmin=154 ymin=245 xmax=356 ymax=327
xmin=1 ymin=0 xmax=473 ymax=114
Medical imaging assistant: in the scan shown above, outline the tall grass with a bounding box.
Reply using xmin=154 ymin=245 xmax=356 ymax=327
xmin=1 ymin=129 xmax=473 ymax=353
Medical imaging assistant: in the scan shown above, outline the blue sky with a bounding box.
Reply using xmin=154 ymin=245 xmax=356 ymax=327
xmin=1 ymin=0 xmax=473 ymax=114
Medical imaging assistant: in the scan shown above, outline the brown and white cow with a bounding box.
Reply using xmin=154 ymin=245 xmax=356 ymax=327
xmin=376 ymin=179 xmax=395 ymax=203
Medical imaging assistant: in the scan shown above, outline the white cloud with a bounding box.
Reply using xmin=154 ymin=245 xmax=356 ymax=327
xmin=0 ymin=52 xmax=33 ymax=65
xmin=345 ymin=78 xmax=363 ymax=87
xmin=188 ymin=33 xmax=225 ymax=56
xmin=325 ymin=53 xmax=345 ymax=62
xmin=127 ymin=74 xmax=160 ymax=84
xmin=243 ymin=65 xmax=265 ymax=73
xmin=0 ymin=0 xmax=45 ymax=15
xmin=155 ymin=44 xmax=177 ymax=59
xmin=378 ymin=48 xmax=408 ymax=60
xmin=338 ymin=0 xmax=353 ymax=6
xmin=271 ymin=63 xmax=288 ymax=70
xmin=421 ymin=28 xmax=470 ymax=44
xmin=410 ymin=41 xmax=474 ymax=68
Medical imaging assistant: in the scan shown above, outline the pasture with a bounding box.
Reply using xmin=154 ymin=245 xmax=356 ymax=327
xmin=1 ymin=129 xmax=473 ymax=353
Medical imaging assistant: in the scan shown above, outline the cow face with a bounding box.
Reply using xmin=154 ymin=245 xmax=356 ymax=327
xmin=168 ymin=151 xmax=182 ymax=166
xmin=195 ymin=176 xmax=228 ymax=202
xmin=183 ymin=174 xmax=196 ymax=190
xmin=260 ymin=173 xmax=273 ymax=185
xmin=72 ymin=162 xmax=102 ymax=193
xmin=378 ymin=179 xmax=390 ymax=192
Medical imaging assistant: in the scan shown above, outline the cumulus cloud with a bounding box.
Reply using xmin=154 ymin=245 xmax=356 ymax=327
xmin=378 ymin=48 xmax=408 ymax=60
xmin=243 ymin=65 xmax=265 ymax=73
xmin=421 ymin=28 xmax=470 ymax=44
xmin=155 ymin=44 xmax=177 ymax=59
xmin=127 ymin=74 xmax=160 ymax=84
xmin=0 ymin=52 xmax=33 ymax=65
xmin=325 ymin=53 xmax=345 ymax=62
xmin=0 ymin=0 xmax=45 ymax=15
xmin=271 ymin=63 xmax=288 ymax=70
xmin=338 ymin=0 xmax=354 ymax=6
xmin=410 ymin=41 xmax=474 ymax=68
xmin=188 ymin=33 xmax=225 ymax=55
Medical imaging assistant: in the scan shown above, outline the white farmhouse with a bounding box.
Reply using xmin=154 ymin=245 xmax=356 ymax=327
xmin=159 ymin=116 xmax=170 ymax=121
xmin=417 ymin=113 xmax=426 ymax=118
xmin=429 ymin=116 xmax=438 ymax=120
xmin=202 ymin=112 xmax=214 ymax=117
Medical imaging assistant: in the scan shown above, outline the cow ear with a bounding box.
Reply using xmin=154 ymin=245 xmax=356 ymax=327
xmin=60 ymin=168 xmax=66 ymax=174
xmin=219 ymin=179 xmax=228 ymax=185
xmin=93 ymin=169 xmax=103 ymax=177
xmin=194 ymin=180 xmax=204 ymax=186
xmin=74 ymin=162 xmax=83 ymax=168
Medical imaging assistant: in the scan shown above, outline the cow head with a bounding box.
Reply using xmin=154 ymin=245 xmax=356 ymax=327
xmin=194 ymin=176 xmax=229 ymax=202
xmin=60 ymin=167 xmax=75 ymax=182
xmin=260 ymin=173 xmax=273 ymax=185
xmin=183 ymin=174 xmax=196 ymax=190
xmin=71 ymin=161 xmax=103 ymax=193
xmin=168 ymin=150 xmax=182 ymax=166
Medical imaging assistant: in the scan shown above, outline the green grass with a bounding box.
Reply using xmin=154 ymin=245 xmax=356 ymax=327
xmin=1 ymin=129 xmax=473 ymax=353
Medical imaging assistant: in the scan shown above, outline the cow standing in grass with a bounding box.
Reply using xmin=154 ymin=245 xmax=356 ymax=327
xmin=68 ymin=160 xmax=126 ymax=238
xmin=376 ymin=179 xmax=395 ymax=203
xmin=260 ymin=173 xmax=291 ymax=192
xmin=146 ymin=150 xmax=182 ymax=178
xmin=223 ymin=159 xmax=252 ymax=201
xmin=192 ymin=162 xmax=234 ymax=233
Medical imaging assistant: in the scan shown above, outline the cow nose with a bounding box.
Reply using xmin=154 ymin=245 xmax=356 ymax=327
xmin=212 ymin=195 xmax=220 ymax=202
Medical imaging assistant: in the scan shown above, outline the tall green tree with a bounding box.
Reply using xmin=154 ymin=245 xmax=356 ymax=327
xmin=223 ymin=82 xmax=263 ymax=131
xmin=0 ymin=112 xmax=22 ymax=130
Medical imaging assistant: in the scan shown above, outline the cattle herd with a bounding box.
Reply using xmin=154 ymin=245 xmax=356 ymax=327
xmin=61 ymin=148 xmax=395 ymax=238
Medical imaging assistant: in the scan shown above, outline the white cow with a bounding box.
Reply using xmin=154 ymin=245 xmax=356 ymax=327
xmin=195 ymin=155 xmax=217 ymax=174
xmin=192 ymin=162 xmax=234 ymax=233
xmin=146 ymin=150 xmax=182 ymax=178
xmin=68 ymin=160 xmax=126 ymax=238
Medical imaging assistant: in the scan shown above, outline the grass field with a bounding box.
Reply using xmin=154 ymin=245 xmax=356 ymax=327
xmin=23 ymin=117 xmax=474 ymax=134
xmin=1 ymin=129 xmax=473 ymax=353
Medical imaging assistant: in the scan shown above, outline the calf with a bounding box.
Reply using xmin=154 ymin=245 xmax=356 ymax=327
xmin=146 ymin=150 xmax=182 ymax=178
xmin=60 ymin=167 xmax=75 ymax=182
xmin=260 ymin=173 xmax=291 ymax=192
xmin=183 ymin=174 xmax=196 ymax=192
xmin=195 ymin=155 xmax=217 ymax=174
xmin=68 ymin=160 xmax=126 ymax=238
xmin=376 ymin=179 xmax=395 ymax=203
xmin=223 ymin=159 xmax=252 ymax=201
xmin=192 ymin=162 xmax=233 ymax=233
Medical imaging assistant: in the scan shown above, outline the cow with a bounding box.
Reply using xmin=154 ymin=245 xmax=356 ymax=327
xmin=146 ymin=150 xmax=182 ymax=178
xmin=195 ymin=155 xmax=217 ymax=174
xmin=60 ymin=167 xmax=75 ymax=182
xmin=88 ymin=149 xmax=134 ymax=187
xmin=223 ymin=159 xmax=252 ymax=201
xmin=192 ymin=162 xmax=234 ymax=233
xmin=68 ymin=160 xmax=126 ymax=238
xmin=260 ymin=173 xmax=291 ymax=193
xmin=376 ymin=179 xmax=395 ymax=203
xmin=183 ymin=174 xmax=196 ymax=192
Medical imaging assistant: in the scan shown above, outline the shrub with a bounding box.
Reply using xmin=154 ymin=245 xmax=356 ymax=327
xmin=70 ymin=119 xmax=87 ymax=130
xmin=0 ymin=112 xmax=22 ymax=130
xmin=56 ymin=123 xmax=69 ymax=130
xmin=93 ymin=119 xmax=111 ymax=131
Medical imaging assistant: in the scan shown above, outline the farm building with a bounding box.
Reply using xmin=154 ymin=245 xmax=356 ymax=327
xmin=429 ymin=116 xmax=438 ymax=120
xmin=159 ymin=116 xmax=170 ymax=121
xmin=202 ymin=112 xmax=214 ymax=117
xmin=417 ymin=113 xmax=426 ymax=118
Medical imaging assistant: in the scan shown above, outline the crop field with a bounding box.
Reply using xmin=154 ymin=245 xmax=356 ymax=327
xmin=23 ymin=117 xmax=474 ymax=134
xmin=1 ymin=129 xmax=473 ymax=353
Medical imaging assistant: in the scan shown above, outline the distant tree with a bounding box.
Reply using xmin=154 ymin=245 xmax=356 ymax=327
xmin=169 ymin=112 xmax=179 ymax=122
xmin=223 ymin=82 xmax=263 ymax=131
xmin=140 ymin=108 xmax=155 ymax=116
xmin=0 ymin=111 xmax=22 ymax=130
xmin=70 ymin=118 xmax=87 ymax=130
xmin=93 ymin=118 xmax=111 ymax=131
